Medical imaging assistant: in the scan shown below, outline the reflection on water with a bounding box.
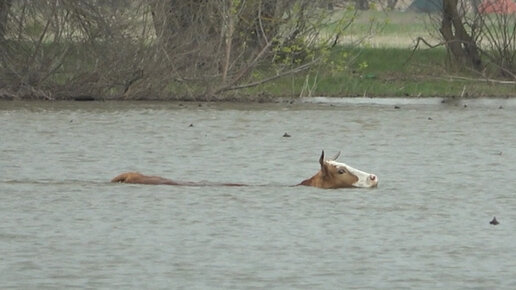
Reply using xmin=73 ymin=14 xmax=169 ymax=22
xmin=1 ymin=99 xmax=516 ymax=289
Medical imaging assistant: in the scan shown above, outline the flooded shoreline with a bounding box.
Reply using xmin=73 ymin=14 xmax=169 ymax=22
xmin=2 ymin=95 xmax=515 ymax=108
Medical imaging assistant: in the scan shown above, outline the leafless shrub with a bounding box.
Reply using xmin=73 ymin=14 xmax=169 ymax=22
xmin=417 ymin=0 xmax=516 ymax=80
xmin=0 ymin=0 xmax=353 ymax=100
xmin=476 ymin=7 xmax=516 ymax=78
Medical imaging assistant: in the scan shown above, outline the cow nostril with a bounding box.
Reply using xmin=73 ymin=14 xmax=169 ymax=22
xmin=370 ymin=174 xmax=376 ymax=181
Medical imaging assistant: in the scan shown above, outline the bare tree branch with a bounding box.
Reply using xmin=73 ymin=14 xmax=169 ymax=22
xmin=217 ymin=58 xmax=319 ymax=92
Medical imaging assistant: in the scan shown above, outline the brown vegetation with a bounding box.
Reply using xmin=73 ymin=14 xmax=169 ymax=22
xmin=0 ymin=0 xmax=348 ymax=100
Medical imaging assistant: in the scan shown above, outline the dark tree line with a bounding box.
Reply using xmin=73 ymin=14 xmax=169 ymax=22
xmin=0 ymin=0 xmax=513 ymax=100
xmin=0 ymin=0 xmax=351 ymax=100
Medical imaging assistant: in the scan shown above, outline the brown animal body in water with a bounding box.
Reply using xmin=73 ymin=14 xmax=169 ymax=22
xmin=111 ymin=172 xmax=180 ymax=185
xmin=111 ymin=172 xmax=244 ymax=187
xmin=112 ymin=151 xmax=378 ymax=189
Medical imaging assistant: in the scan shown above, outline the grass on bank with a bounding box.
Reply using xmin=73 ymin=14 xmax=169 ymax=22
xmin=241 ymin=46 xmax=516 ymax=99
xmin=237 ymin=10 xmax=515 ymax=100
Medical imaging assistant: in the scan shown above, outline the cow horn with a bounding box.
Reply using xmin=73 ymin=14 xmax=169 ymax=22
xmin=330 ymin=151 xmax=341 ymax=161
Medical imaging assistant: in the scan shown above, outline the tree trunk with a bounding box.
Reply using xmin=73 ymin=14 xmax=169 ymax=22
xmin=387 ymin=0 xmax=398 ymax=10
xmin=0 ymin=0 xmax=12 ymax=41
xmin=440 ymin=0 xmax=482 ymax=70
xmin=149 ymin=0 xmax=212 ymax=47
xmin=355 ymin=0 xmax=369 ymax=10
xmin=470 ymin=0 xmax=481 ymax=14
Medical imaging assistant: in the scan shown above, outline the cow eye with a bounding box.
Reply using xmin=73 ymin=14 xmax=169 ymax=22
xmin=338 ymin=168 xmax=346 ymax=174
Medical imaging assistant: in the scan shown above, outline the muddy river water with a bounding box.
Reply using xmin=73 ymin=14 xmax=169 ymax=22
xmin=1 ymin=98 xmax=515 ymax=289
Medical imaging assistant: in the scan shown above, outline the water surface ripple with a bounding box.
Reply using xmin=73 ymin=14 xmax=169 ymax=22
xmin=1 ymin=99 xmax=515 ymax=289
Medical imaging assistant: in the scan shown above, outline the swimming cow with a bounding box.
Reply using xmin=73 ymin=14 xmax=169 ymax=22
xmin=298 ymin=151 xmax=378 ymax=189
xmin=111 ymin=151 xmax=378 ymax=189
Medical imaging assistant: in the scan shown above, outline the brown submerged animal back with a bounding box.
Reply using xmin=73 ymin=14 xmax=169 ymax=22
xmin=111 ymin=172 xmax=180 ymax=185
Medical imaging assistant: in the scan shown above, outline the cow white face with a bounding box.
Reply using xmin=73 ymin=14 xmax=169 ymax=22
xmin=325 ymin=160 xmax=378 ymax=188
